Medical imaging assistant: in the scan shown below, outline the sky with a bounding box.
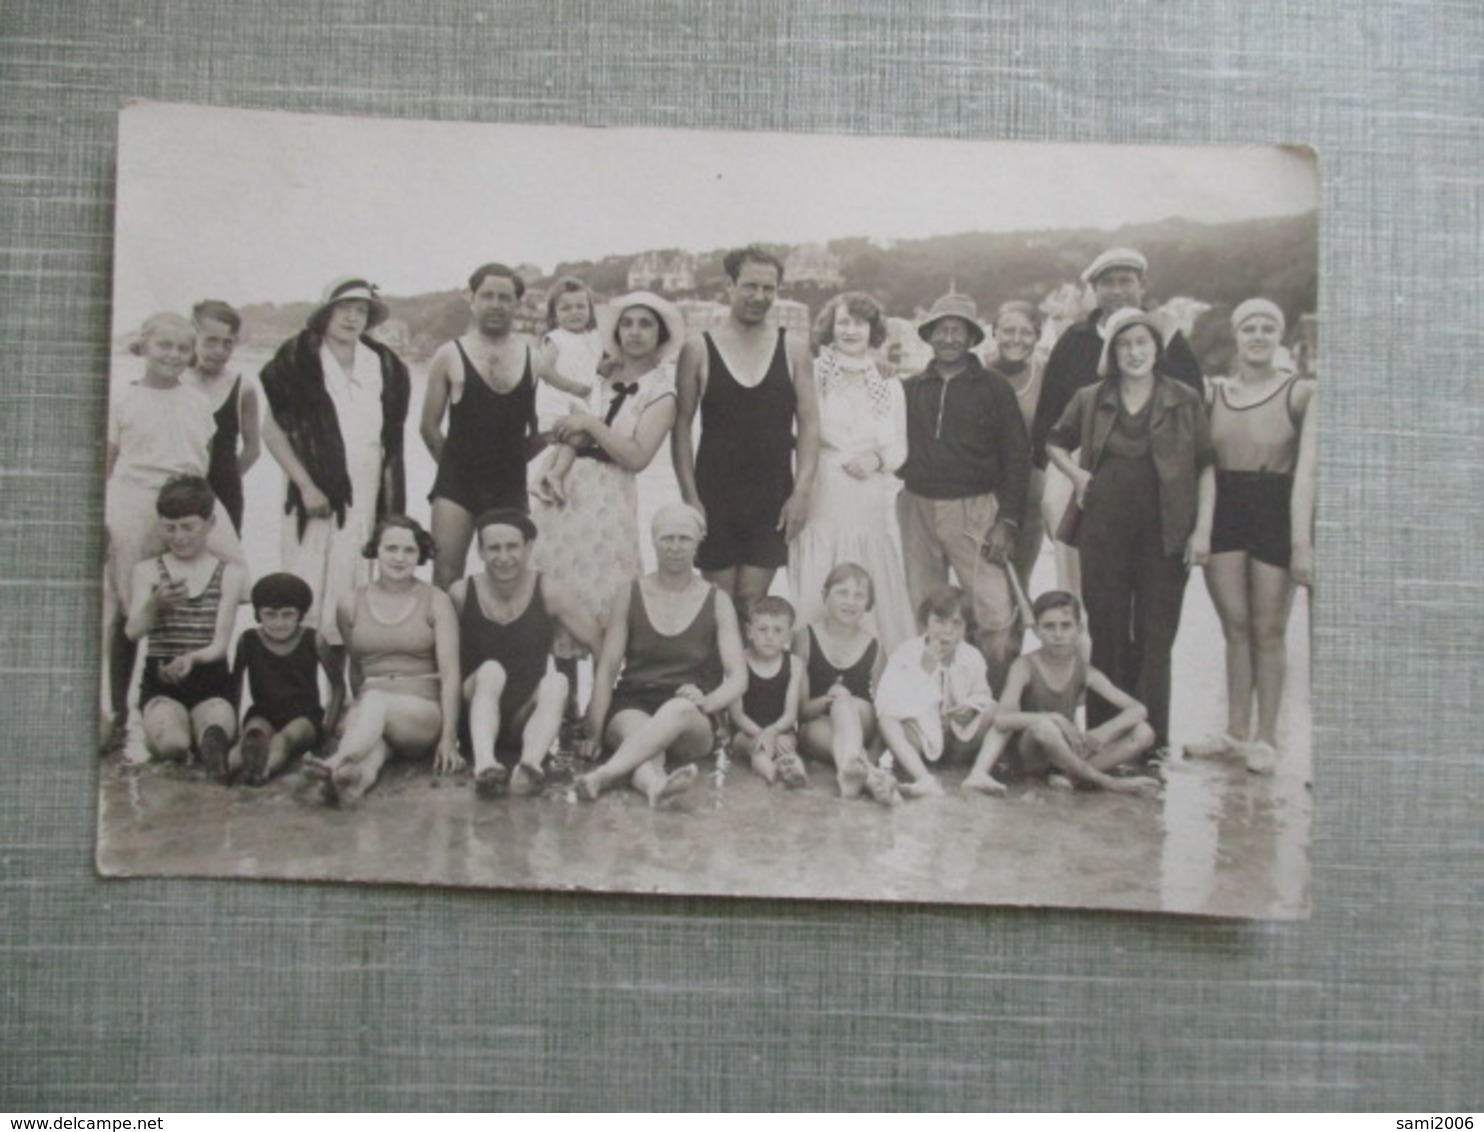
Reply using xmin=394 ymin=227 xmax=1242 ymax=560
xmin=114 ymin=102 xmax=1318 ymax=330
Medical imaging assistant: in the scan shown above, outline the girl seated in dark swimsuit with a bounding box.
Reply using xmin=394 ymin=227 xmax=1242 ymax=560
xmin=795 ymin=562 xmax=889 ymax=802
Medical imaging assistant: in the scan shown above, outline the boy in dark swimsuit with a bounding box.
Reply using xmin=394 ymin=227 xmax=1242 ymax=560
xmin=963 ymin=591 xmax=1158 ymax=795
xmin=230 ymin=572 xmax=342 ymax=786
xmin=728 ymin=596 xmax=807 ymax=787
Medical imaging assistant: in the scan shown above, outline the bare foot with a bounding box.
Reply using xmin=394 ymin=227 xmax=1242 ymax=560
xmin=962 ymin=773 xmax=1007 ymax=796
xmin=900 ymin=775 xmax=945 ymax=799
xmin=776 ymin=752 xmax=808 ymax=789
xmin=475 ymin=765 xmax=509 ymax=800
xmin=864 ymin=766 xmax=902 ymax=807
xmin=648 ymin=764 xmax=698 ymax=807
xmin=1107 ymin=776 xmax=1161 ymax=796
xmin=750 ymin=752 xmax=777 ymax=785
xmin=509 ymin=762 xmax=545 ymax=797
xmin=573 ymin=772 xmax=603 ymax=802
xmin=1048 ymin=774 xmax=1074 ymax=791
xmin=331 ymin=761 xmax=369 ymax=804
xmin=301 ymin=754 xmax=333 ymax=780
xmin=837 ymin=755 xmax=869 ymax=799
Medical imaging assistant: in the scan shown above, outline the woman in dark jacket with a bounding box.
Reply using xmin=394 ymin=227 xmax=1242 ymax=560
xmin=260 ymin=277 xmax=411 ymax=675
xmin=1045 ymin=308 xmax=1214 ymax=751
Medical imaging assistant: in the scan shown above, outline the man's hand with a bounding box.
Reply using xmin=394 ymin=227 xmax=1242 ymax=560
xmin=978 ymin=518 xmax=1016 ymax=565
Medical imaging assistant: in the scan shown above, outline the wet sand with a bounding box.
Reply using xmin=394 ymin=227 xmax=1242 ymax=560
xmin=97 ymin=351 xmax=1312 ymax=918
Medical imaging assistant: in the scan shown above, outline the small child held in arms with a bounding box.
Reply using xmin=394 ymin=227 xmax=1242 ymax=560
xmin=875 ymin=585 xmax=998 ymax=801
xmin=963 ymin=590 xmax=1159 ymax=795
xmin=728 ymin=596 xmax=808 ymax=787
xmin=230 ymin=572 xmax=344 ymax=786
xmin=123 ymin=475 xmax=247 ymax=777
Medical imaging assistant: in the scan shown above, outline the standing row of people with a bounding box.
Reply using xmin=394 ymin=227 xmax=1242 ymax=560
xmin=105 ymin=241 xmax=1315 ymax=802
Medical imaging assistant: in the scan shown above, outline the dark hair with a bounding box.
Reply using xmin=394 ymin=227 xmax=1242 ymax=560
xmin=723 ymin=245 xmax=784 ymax=285
xmin=155 ymin=474 xmax=216 ymax=520
xmin=747 ymin=595 xmax=796 ymax=626
xmin=613 ymin=303 xmax=672 ymax=349
xmin=822 ymin=562 xmax=875 ymax=611
xmin=813 ymin=291 xmax=888 ymax=351
xmin=362 ymin=515 xmax=437 ymax=565
xmin=1032 ymin=589 xmax=1083 ymax=623
xmin=545 ymin=277 xmax=597 ymax=331
xmin=917 ymin=584 xmax=977 ymax=637
xmin=992 ymin=299 xmax=1042 ymax=333
xmin=467 ymin=262 xmax=526 ymax=300
xmin=251 ymin=572 xmax=314 ymax=617
xmin=1107 ymin=320 xmax=1168 ymax=381
xmin=191 ymin=299 xmax=242 ymax=335
xmin=473 ymin=507 xmax=538 ymax=544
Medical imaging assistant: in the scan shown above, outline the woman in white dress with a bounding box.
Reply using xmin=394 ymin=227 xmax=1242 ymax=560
xmin=787 ymin=292 xmax=915 ymax=652
xmin=259 ymin=278 xmax=411 ymax=679
xmin=529 ymin=290 xmax=685 ymax=642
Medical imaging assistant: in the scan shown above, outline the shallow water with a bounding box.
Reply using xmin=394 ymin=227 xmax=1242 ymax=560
xmin=99 ymin=350 xmax=1312 ymax=918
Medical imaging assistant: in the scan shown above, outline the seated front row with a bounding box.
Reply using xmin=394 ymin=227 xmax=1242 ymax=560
xmin=123 ymin=482 xmax=1157 ymax=803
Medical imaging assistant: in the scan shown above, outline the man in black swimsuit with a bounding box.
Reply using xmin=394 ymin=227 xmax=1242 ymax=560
xmin=448 ymin=508 xmax=601 ymax=798
xmin=672 ymin=245 xmax=820 ymax=609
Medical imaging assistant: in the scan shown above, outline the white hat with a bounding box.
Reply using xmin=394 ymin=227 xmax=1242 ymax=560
xmin=1096 ymin=307 xmax=1170 ymax=379
xmin=596 ymin=291 xmax=687 ymax=366
xmin=1081 ymin=247 xmax=1149 ymax=285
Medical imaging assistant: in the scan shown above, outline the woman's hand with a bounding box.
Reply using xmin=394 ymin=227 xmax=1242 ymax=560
xmin=1289 ymin=543 xmax=1314 ymax=588
xmin=1184 ymin=527 xmax=1212 ymax=568
xmin=532 ymin=466 xmax=567 ymax=506
xmin=825 ymin=680 xmax=852 ymax=704
xmin=299 ymin=482 xmax=333 ymax=520
xmin=551 ymin=412 xmax=598 ymax=444
xmin=432 ymin=736 xmax=466 ymax=776
xmin=842 ymin=452 xmax=881 ymax=480
xmin=754 ymin=727 xmax=777 ymax=760
xmin=675 ymin=684 xmax=706 ymax=709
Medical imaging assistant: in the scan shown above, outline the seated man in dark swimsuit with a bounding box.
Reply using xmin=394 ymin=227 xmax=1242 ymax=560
xmin=448 ymin=508 xmax=601 ymax=799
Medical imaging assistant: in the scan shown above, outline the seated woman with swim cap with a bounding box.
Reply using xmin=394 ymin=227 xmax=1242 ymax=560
xmin=305 ymin=516 xmax=461 ymax=804
xmin=574 ymin=503 xmax=747 ymax=807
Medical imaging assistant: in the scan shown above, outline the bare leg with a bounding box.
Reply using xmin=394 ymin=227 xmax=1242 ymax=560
xmin=141 ymin=698 xmax=192 ymax=762
xmin=576 ymin=700 xmax=711 ymax=800
xmin=191 ymin=698 xmax=238 ymax=782
xmin=963 ymin=727 xmax=1011 ymax=794
xmin=330 ymin=738 xmax=390 ymax=805
xmin=464 ymin=662 xmax=508 ymax=777
xmin=1204 ymin=551 xmax=1256 ymax=741
xmin=731 ymin=731 xmax=777 ymax=784
xmin=802 ymin=698 xmax=874 ymax=797
xmin=876 ymin=715 xmax=943 ymax=797
xmin=1086 ymin=718 xmax=1158 ymax=773
xmin=732 ymin=565 xmax=776 ymax=609
xmin=429 ymin=498 xmax=476 ymax=591
xmin=1249 ymin=559 xmax=1296 ymax=748
xmin=511 ymin=671 xmax=566 ymax=794
xmin=1025 ymin=717 xmax=1155 ymax=793
xmin=631 ymin=759 xmax=700 ymax=806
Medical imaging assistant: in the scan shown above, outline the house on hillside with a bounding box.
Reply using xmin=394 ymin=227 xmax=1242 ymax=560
xmin=784 ymin=243 xmax=843 ymax=288
xmin=628 ymin=252 xmax=696 ymax=293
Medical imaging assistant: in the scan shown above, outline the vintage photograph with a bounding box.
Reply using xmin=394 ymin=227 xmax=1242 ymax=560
xmin=97 ymin=102 xmax=1317 ymax=917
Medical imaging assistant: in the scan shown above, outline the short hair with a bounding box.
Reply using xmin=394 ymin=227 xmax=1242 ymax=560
xmin=746 ymin=595 xmax=796 ymax=626
xmin=992 ymin=299 xmax=1042 ymax=333
xmin=155 ymin=474 xmax=216 ymax=520
xmin=128 ymin=312 xmax=193 ymax=356
xmin=917 ymin=584 xmax=977 ymax=637
xmin=362 ymin=514 xmax=437 ymax=565
xmin=1107 ymin=320 xmax=1168 ymax=381
xmin=191 ymin=299 xmax=242 ymax=335
xmin=822 ymin=561 xmax=875 ymax=611
xmin=813 ymin=291 xmax=888 ymax=351
xmin=251 ymin=572 xmax=314 ymax=617
xmin=723 ymin=244 xmax=785 ymax=284
xmin=467 ymin=262 xmax=526 ymax=300
xmin=613 ymin=303 xmax=672 ymax=349
xmin=473 ymin=507 xmax=538 ymax=543
xmin=1032 ymin=589 xmax=1083 ymax=623
xmin=545 ymin=276 xmax=597 ymax=331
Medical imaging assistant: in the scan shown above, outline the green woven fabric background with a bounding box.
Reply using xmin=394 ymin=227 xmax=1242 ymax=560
xmin=2 ymin=0 xmax=1478 ymax=1111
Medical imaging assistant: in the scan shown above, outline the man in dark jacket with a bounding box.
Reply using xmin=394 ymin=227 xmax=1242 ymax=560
xmin=1029 ymin=247 xmax=1204 ymax=467
xmin=897 ymin=293 xmax=1030 ymax=692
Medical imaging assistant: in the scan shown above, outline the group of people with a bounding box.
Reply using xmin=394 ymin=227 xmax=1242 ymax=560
xmin=103 ymin=242 xmax=1316 ymax=808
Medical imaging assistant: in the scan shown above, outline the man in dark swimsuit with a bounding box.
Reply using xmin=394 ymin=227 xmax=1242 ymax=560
xmin=421 ymin=263 xmax=553 ymax=590
xmin=448 ymin=508 xmax=601 ymax=799
xmin=672 ymin=245 xmax=820 ymax=609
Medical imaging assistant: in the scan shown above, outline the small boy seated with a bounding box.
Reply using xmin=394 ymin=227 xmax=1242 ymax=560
xmin=963 ymin=591 xmax=1159 ymax=796
xmin=230 ymin=572 xmax=343 ymax=786
xmin=874 ymin=585 xmax=998 ymax=801
xmin=727 ymin=596 xmax=807 ymax=787
xmin=123 ymin=475 xmax=247 ymax=777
